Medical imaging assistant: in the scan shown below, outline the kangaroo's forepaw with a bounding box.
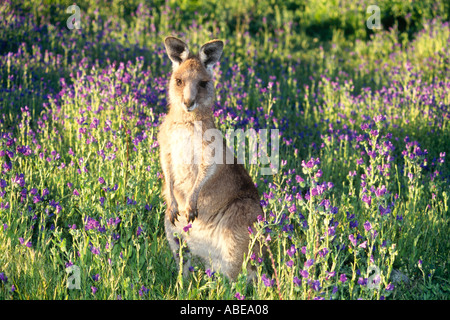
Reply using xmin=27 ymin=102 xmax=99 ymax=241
xmin=168 ymin=203 xmax=179 ymax=225
xmin=185 ymin=201 xmax=198 ymax=223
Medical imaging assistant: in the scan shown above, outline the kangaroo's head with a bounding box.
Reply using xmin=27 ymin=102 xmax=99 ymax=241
xmin=164 ymin=37 xmax=223 ymax=114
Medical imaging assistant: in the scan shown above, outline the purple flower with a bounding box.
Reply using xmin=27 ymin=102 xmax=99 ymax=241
xmin=363 ymin=221 xmax=372 ymax=232
xmin=205 ymin=269 xmax=215 ymax=278
xmin=0 ymin=202 xmax=10 ymax=209
xmin=326 ymin=271 xmax=336 ymax=280
xmin=293 ymin=276 xmax=301 ymax=286
xmin=42 ymin=188 xmax=49 ymax=197
xmin=182 ymin=224 xmax=192 ymax=233
xmin=300 ymin=270 xmax=309 ymax=278
xmin=91 ymin=286 xmax=97 ymax=295
xmin=310 ymin=280 xmax=321 ymax=292
xmin=318 ymin=248 xmax=329 ymax=257
xmin=375 ymin=185 xmax=387 ymax=197
xmin=295 ymin=175 xmax=304 ymax=183
xmin=261 ymin=274 xmax=274 ymax=287
xmin=235 ymin=292 xmax=245 ymax=300
xmin=339 ymin=274 xmax=347 ymax=283
xmin=98 ymin=177 xmax=105 ymax=184
xmin=85 ymin=217 xmax=100 ymax=231
xmin=301 ymin=157 xmax=320 ymax=169
xmin=0 ymin=272 xmax=7 ymax=283
xmin=73 ymin=189 xmax=80 ymax=196
xmin=362 ymin=194 xmax=372 ymax=206
xmin=90 ymin=246 xmax=100 ymax=255
xmin=139 ymin=285 xmax=149 ymax=296
xmin=373 ymin=115 xmax=386 ymax=123
xmin=349 ymin=234 xmax=357 ymax=246
xmin=379 ymin=204 xmax=391 ymax=216
xmin=286 ymin=245 xmax=297 ymax=257
xmin=304 ymin=259 xmax=314 ymax=269
xmin=358 ymin=277 xmax=367 ymax=286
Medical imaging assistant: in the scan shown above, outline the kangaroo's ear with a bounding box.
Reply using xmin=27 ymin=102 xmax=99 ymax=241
xmin=164 ymin=37 xmax=189 ymax=68
xmin=199 ymin=40 xmax=223 ymax=73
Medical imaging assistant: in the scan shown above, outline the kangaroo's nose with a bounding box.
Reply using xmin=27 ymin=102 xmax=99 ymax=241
xmin=184 ymin=99 xmax=195 ymax=109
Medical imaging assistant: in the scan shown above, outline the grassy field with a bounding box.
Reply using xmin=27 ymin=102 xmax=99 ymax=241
xmin=0 ymin=0 xmax=449 ymax=300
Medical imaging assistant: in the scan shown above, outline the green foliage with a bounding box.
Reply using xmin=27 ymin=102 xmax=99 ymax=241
xmin=0 ymin=0 xmax=448 ymax=300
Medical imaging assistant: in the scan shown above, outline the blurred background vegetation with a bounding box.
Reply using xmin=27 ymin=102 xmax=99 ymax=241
xmin=11 ymin=0 xmax=450 ymax=41
xmin=1 ymin=0 xmax=449 ymax=300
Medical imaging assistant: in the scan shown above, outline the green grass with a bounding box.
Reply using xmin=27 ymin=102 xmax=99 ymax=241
xmin=0 ymin=0 xmax=449 ymax=300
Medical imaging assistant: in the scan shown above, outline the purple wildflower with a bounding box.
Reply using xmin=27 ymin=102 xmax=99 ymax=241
xmin=310 ymin=280 xmax=321 ymax=292
xmin=183 ymin=224 xmax=192 ymax=233
xmin=293 ymin=276 xmax=301 ymax=286
xmin=235 ymin=292 xmax=245 ymax=300
xmin=0 ymin=272 xmax=7 ymax=283
xmin=300 ymin=269 xmax=309 ymax=278
xmin=205 ymin=269 xmax=215 ymax=278
xmin=261 ymin=274 xmax=274 ymax=287
xmin=349 ymin=234 xmax=357 ymax=246
xmin=363 ymin=221 xmax=372 ymax=232
xmin=90 ymin=246 xmax=100 ymax=255
xmin=304 ymin=259 xmax=314 ymax=269
xmin=362 ymin=194 xmax=372 ymax=206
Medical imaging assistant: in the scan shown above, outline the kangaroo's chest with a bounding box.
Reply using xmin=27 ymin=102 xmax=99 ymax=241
xmin=168 ymin=125 xmax=199 ymax=189
xmin=169 ymin=125 xmax=196 ymax=165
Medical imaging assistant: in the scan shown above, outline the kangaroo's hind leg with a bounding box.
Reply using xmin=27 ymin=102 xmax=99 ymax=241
xmin=215 ymin=198 xmax=263 ymax=281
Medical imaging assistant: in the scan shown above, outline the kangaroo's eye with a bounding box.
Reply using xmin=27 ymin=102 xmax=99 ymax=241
xmin=199 ymin=81 xmax=208 ymax=88
xmin=175 ymin=79 xmax=183 ymax=87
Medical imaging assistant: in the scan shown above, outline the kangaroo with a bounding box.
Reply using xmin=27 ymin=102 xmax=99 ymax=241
xmin=157 ymin=37 xmax=264 ymax=280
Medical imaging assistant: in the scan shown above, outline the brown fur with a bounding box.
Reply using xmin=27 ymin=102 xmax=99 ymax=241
xmin=157 ymin=37 xmax=264 ymax=280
